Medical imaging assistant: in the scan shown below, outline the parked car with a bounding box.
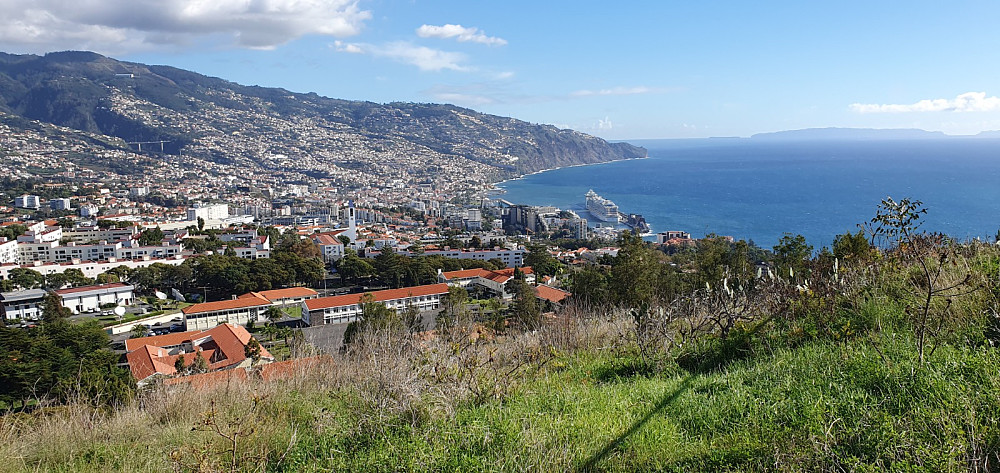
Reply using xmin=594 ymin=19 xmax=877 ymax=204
xmin=169 ymin=323 xmax=184 ymax=332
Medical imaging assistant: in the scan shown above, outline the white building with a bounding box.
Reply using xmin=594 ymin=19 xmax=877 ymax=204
xmin=370 ymin=247 xmax=526 ymax=268
xmin=0 ymin=238 xmax=18 ymax=264
xmin=0 ymin=288 xmax=47 ymax=321
xmin=129 ymin=186 xmax=149 ymax=198
xmin=16 ymin=239 xmax=184 ymax=265
xmin=16 ymin=226 xmax=63 ymax=244
xmin=438 ymin=267 xmax=535 ymax=299
xmin=656 ymin=231 xmax=692 ymax=244
xmin=0 ymin=255 xmax=187 ymax=281
xmin=80 ymin=205 xmax=99 ymax=218
xmin=54 ymin=283 xmax=135 ymax=315
xmin=62 ymin=225 xmax=139 ymax=244
xmin=233 ymin=236 xmax=270 ymax=260
xmin=14 ymin=195 xmax=40 ymax=209
xmin=302 ymin=283 xmax=448 ymax=326
xmin=181 ymin=293 xmax=272 ymax=331
xmin=49 ymin=198 xmax=72 ymax=211
xmin=311 ymin=231 xmax=347 ymax=262
xmin=187 ymin=202 xmax=230 ymax=221
xmin=466 ymin=208 xmax=482 ymax=230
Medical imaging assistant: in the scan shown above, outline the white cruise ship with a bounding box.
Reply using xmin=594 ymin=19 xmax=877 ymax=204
xmin=585 ymin=189 xmax=620 ymax=222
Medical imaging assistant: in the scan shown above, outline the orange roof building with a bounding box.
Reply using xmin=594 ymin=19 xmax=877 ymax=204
xmin=183 ymin=287 xmax=319 ymax=331
xmin=126 ymin=323 xmax=273 ymax=385
xmin=182 ymin=293 xmax=271 ymax=331
xmin=438 ymin=267 xmax=535 ymax=299
xmin=534 ymin=285 xmax=571 ymax=304
xmin=303 ymin=283 xmax=449 ymax=326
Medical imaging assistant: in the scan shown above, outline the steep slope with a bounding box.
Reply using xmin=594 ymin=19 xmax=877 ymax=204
xmin=0 ymin=51 xmax=645 ymax=187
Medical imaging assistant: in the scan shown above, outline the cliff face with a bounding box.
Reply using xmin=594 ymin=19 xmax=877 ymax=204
xmin=0 ymin=51 xmax=645 ymax=181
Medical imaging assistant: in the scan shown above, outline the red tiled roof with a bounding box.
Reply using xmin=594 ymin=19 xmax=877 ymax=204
xmin=239 ymin=287 xmax=318 ymax=302
xmin=535 ymin=285 xmax=571 ymax=303
xmin=440 ymin=267 xmax=534 ymax=284
xmin=126 ymin=330 xmax=198 ymax=352
xmin=182 ymin=294 xmax=270 ymax=314
xmin=439 ymin=268 xmax=490 ymax=280
xmin=306 ymin=283 xmax=449 ymax=311
xmin=126 ymin=323 xmax=271 ymax=381
xmin=312 ymin=234 xmax=342 ymax=245
xmin=54 ymin=282 xmax=130 ymax=295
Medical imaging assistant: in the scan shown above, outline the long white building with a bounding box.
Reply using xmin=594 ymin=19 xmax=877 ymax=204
xmin=302 ymin=283 xmax=448 ymax=326
xmin=0 ymin=255 xmax=188 ymax=281
xmin=187 ymin=202 xmax=230 ymax=221
xmin=55 ymin=283 xmax=135 ymax=315
xmin=365 ymin=247 xmax=526 ymax=268
xmin=16 ymin=240 xmax=184 ymax=265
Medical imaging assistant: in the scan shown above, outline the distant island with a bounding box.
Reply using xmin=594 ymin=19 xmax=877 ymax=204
xmin=624 ymin=127 xmax=1000 ymax=147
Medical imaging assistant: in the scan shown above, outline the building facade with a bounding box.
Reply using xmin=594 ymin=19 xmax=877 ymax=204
xmin=303 ymin=283 xmax=448 ymax=326
xmin=0 ymin=288 xmax=47 ymax=321
xmin=14 ymin=195 xmax=40 ymax=209
xmin=187 ymin=202 xmax=230 ymax=221
xmin=182 ymin=294 xmax=271 ymax=331
xmin=54 ymin=283 xmax=135 ymax=314
xmin=368 ymin=247 xmax=525 ymax=268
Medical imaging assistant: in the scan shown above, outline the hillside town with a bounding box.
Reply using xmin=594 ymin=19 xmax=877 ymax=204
xmin=0 ymin=156 xmax=702 ymax=386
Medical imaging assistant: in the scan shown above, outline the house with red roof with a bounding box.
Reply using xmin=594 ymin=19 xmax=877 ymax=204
xmin=534 ymin=285 xmax=572 ymax=306
xmin=302 ymin=283 xmax=449 ymax=326
xmin=126 ymin=323 xmax=273 ymax=386
xmin=310 ymin=231 xmax=348 ymax=262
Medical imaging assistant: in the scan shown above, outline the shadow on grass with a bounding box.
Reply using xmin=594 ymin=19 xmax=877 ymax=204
xmin=576 ymin=375 xmax=693 ymax=472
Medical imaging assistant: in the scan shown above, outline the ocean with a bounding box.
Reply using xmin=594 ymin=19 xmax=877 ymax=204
xmin=497 ymin=139 xmax=1000 ymax=249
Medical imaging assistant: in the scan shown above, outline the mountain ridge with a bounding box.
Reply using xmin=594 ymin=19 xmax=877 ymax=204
xmin=0 ymin=50 xmax=646 ymax=189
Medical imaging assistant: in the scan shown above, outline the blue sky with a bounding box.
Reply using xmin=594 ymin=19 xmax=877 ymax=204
xmin=3 ymin=0 xmax=1000 ymax=139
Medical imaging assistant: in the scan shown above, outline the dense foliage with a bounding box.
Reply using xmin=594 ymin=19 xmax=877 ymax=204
xmin=0 ymin=302 xmax=133 ymax=408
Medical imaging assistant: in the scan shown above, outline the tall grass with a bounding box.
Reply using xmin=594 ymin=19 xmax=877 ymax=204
xmin=2 ymin=241 xmax=999 ymax=471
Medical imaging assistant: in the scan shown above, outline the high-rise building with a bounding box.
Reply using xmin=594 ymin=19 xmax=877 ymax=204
xmin=49 ymin=198 xmax=72 ymax=211
xmin=14 ymin=195 xmax=40 ymax=209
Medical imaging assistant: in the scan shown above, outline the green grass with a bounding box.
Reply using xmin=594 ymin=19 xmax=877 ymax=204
xmin=4 ymin=326 xmax=998 ymax=472
xmin=269 ymin=336 xmax=1000 ymax=472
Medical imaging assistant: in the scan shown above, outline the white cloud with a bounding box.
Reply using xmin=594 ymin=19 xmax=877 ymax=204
xmin=597 ymin=116 xmax=613 ymax=130
xmin=0 ymin=0 xmax=371 ymax=53
xmin=332 ymin=40 xmax=364 ymax=54
xmin=333 ymin=40 xmax=469 ymax=72
xmin=571 ymin=86 xmax=657 ymax=97
xmin=415 ymin=24 xmax=506 ymax=46
xmin=851 ymin=92 xmax=1000 ymax=113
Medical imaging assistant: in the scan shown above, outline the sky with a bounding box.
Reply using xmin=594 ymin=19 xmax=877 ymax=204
xmin=2 ymin=0 xmax=1000 ymax=140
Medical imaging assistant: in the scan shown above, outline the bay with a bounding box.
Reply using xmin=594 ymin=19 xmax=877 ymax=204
xmin=497 ymin=139 xmax=1000 ymax=248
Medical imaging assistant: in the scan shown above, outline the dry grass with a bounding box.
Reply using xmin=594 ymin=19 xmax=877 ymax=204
xmin=0 ymin=312 xmax=633 ymax=472
xmin=3 ymin=241 xmax=998 ymax=471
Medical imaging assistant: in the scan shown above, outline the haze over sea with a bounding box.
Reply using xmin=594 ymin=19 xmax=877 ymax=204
xmin=498 ymin=139 xmax=1000 ymax=249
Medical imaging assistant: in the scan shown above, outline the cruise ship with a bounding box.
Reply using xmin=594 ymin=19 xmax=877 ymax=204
xmin=585 ymin=189 xmax=620 ymax=222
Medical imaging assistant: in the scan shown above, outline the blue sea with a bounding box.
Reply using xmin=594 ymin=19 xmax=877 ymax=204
xmin=497 ymin=139 xmax=1000 ymax=249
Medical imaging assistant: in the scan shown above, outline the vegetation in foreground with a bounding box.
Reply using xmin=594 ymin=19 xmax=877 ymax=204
xmin=2 ymin=199 xmax=1000 ymax=472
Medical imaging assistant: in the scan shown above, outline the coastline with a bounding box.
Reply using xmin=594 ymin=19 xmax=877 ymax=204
xmin=490 ymin=155 xmax=651 ymax=191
